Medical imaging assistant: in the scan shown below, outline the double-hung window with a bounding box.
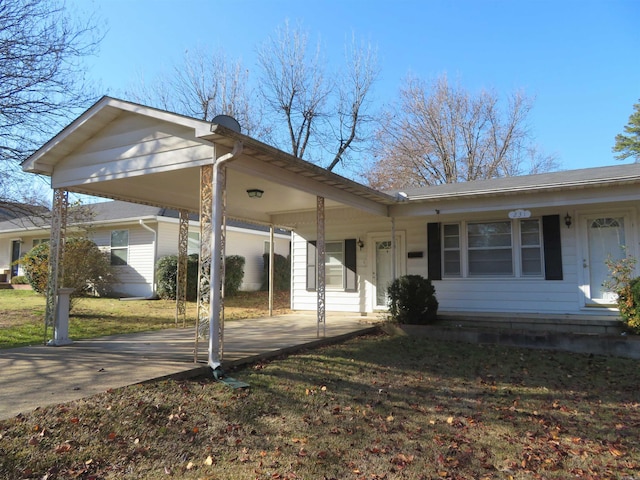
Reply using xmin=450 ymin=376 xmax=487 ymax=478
xmin=437 ymin=219 xmax=547 ymax=278
xmin=306 ymin=239 xmax=357 ymax=291
xmin=467 ymin=221 xmax=513 ymax=276
xmin=110 ymin=230 xmax=129 ymax=266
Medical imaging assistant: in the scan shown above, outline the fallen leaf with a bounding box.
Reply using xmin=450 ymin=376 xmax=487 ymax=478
xmin=204 ymin=455 xmax=214 ymax=465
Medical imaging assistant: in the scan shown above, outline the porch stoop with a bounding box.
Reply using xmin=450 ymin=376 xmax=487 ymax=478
xmin=389 ymin=312 xmax=640 ymax=359
xmin=436 ymin=311 xmax=623 ymax=335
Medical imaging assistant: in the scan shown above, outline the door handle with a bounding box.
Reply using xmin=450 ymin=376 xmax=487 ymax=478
xmin=583 ymin=259 xmax=588 ymax=268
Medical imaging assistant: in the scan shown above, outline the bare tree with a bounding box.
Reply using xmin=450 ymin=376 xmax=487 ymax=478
xmin=0 ymin=0 xmax=100 ymax=213
xmin=127 ymin=47 xmax=261 ymax=136
xmin=257 ymin=22 xmax=379 ymax=171
xmin=365 ymin=75 xmax=557 ymax=190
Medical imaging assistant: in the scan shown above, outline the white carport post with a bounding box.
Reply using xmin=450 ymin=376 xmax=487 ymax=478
xmin=317 ymin=196 xmax=326 ymax=337
xmin=44 ymin=189 xmax=69 ymax=345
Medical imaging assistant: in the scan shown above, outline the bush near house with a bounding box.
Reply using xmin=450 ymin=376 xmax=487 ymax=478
xmin=156 ymin=254 xmax=199 ymax=301
xmin=605 ymin=254 xmax=640 ymax=334
xmin=261 ymin=253 xmax=291 ymax=291
xmin=19 ymin=238 xmax=116 ymax=299
xmin=387 ymin=274 xmax=438 ymax=324
xmin=156 ymin=254 xmax=245 ymax=300
xmin=9 ymin=275 xmax=28 ymax=285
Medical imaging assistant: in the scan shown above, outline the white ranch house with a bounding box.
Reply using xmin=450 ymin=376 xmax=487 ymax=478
xmin=0 ymin=200 xmax=291 ymax=296
xmin=20 ymin=97 xmax=640 ymax=367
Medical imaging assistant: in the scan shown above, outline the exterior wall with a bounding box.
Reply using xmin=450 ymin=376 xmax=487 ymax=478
xmin=156 ymin=220 xmax=291 ymax=292
xmin=89 ymin=224 xmax=156 ymax=298
xmin=287 ymin=201 xmax=640 ymax=317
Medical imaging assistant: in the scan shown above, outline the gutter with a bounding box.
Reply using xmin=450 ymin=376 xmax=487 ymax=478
xmin=137 ymin=219 xmax=159 ymax=300
xmin=209 ymin=141 xmax=243 ymax=371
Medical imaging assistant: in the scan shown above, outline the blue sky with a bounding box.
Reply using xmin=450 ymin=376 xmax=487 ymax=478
xmin=72 ymin=0 xmax=639 ymax=172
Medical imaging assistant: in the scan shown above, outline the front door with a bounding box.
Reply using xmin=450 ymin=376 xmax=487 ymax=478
xmin=10 ymin=240 xmax=21 ymax=277
xmin=370 ymin=233 xmax=405 ymax=310
xmin=584 ymin=216 xmax=626 ymax=305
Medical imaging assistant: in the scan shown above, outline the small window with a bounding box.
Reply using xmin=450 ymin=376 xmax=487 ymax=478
xmin=111 ymin=230 xmax=129 ymax=266
xmin=32 ymin=238 xmax=49 ymax=247
xmin=520 ymin=219 xmax=542 ymax=276
xmin=442 ymin=224 xmax=461 ymax=276
xmin=467 ymin=221 xmax=513 ymax=276
xmin=188 ymin=232 xmax=199 ymax=255
xmin=325 ymin=242 xmax=345 ymax=289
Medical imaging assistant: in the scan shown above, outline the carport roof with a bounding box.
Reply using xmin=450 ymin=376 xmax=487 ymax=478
xmin=22 ymin=97 xmax=397 ymax=224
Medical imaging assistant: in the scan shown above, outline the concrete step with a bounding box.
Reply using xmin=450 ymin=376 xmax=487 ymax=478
xmin=436 ymin=311 xmax=623 ymax=335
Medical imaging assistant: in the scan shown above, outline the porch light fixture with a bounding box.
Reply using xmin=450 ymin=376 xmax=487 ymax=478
xmin=564 ymin=212 xmax=572 ymax=228
xmin=357 ymin=238 xmax=364 ymax=250
xmin=246 ymin=189 xmax=264 ymax=199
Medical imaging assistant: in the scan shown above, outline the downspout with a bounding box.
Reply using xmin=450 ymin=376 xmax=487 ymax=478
xmin=209 ymin=141 xmax=243 ymax=370
xmin=138 ymin=219 xmax=158 ymax=299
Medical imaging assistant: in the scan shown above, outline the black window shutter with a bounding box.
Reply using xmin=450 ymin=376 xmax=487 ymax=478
xmin=307 ymin=241 xmax=317 ymax=291
xmin=427 ymin=222 xmax=442 ymax=280
xmin=344 ymin=239 xmax=357 ymax=292
xmin=542 ymin=215 xmax=563 ymax=280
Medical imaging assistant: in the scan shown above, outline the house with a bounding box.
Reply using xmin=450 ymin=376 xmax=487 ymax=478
xmin=19 ymin=97 xmax=640 ymax=363
xmin=0 ymin=200 xmax=291 ymax=296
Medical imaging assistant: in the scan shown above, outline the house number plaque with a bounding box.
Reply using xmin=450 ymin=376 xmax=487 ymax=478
xmin=508 ymin=209 xmax=531 ymax=219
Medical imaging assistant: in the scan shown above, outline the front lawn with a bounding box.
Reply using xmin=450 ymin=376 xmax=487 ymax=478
xmin=0 ymin=333 xmax=638 ymax=479
xmin=0 ymin=290 xmax=291 ymax=349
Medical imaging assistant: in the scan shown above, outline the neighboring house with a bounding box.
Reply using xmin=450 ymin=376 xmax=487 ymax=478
xmin=18 ymin=97 xmax=640 ymax=335
xmin=0 ymin=200 xmax=291 ymax=297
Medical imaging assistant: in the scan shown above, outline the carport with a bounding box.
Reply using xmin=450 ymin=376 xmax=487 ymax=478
xmin=22 ymin=97 xmax=396 ymax=371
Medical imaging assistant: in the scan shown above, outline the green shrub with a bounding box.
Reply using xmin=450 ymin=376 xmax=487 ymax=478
xmin=261 ymin=253 xmax=290 ymax=291
xmin=387 ymin=274 xmax=438 ymax=324
xmin=19 ymin=242 xmax=49 ymax=293
xmin=10 ymin=275 xmax=28 ymax=285
xmin=605 ymin=254 xmax=640 ymax=334
xmin=156 ymin=254 xmax=244 ymax=300
xmin=19 ymin=237 xmax=116 ymax=298
xmin=156 ymin=254 xmax=199 ymax=301
xmin=224 ymin=255 xmax=245 ymax=297
xmin=616 ymin=276 xmax=640 ymax=334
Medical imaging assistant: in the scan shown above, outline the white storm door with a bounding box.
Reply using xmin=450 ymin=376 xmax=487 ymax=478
xmin=585 ymin=216 xmax=626 ymax=305
xmin=371 ymin=233 xmax=405 ymax=310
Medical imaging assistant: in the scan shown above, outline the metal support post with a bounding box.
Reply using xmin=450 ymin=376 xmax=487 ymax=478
xmin=195 ymin=165 xmax=213 ymax=362
xmin=268 ymin=225 xmax=275 ymax=316
xmin=316 ymin=196 xmax=326 ymax=337
xmin=176 ymin=209 xmax=189 ymax=327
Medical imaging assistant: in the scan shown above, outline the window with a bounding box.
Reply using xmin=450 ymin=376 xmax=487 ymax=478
xmin=520 ymin=219 xmax=542 ymax=276
xmin=325 ymin=242 xmax=345 ymax=289
xmin=110 ymin=230 xmax=129 ymax=266
xmin=306 ymin=239 xmax=357 ymax=291
xmin=32 ymin=238 xmax=49 ymax=247
xmin=442 ymin=224 xmax=461 ymax=276
xmin=430 ymin=215 xmax=561 ymax=280
xmin=468 ymin=221 xmax=513 ymax=276
xmin=188 ymin=232 xmax=199 ymax=255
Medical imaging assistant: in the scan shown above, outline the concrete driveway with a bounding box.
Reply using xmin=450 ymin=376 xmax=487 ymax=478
xmin=0 ymin=312 xmax=381 ymax=420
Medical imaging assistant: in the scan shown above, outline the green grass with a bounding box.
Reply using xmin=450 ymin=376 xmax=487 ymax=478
xmin=0 ymin=333 xmax=638 ymax=479
xmin=0 ymin=290 xmax=290 ymax=349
